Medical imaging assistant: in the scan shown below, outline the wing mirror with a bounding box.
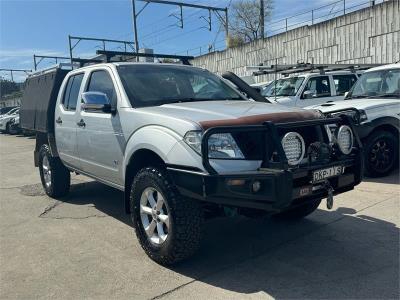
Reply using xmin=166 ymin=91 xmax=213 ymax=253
xmin=81 ymin=92 xmax=114 ymax=113
xmin=302 ymin=90 xmax=315 ymax=99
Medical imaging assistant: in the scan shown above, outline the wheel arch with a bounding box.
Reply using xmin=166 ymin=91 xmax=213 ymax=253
xmin=359 ymin=116 xmax=400 ymax=141
xmin=34 ymin=132 xmax=59 ymax=167
xmin=124 ymin=148 xmax=166 ymax=213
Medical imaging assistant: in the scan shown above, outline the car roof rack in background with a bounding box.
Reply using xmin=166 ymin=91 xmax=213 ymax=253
xmin=247 ymin=63 xmax=383 ymax=76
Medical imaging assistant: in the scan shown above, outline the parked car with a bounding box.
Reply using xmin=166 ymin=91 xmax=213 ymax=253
xmin=20 ymin=63 xmax=363 ymax=265
xmin=0 ymin=107 xmax=19 ymax=133
xmin=0 ymin=106 xmax=17 ymax=116
xmin=308 ymin=63 xmax=399 ymax=177
xmin=264 ymin=71 xmax=360 ymax=107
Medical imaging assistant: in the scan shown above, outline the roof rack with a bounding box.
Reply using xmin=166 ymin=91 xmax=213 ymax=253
xmin=95 ymin=50 xmax=194 ymax=65
xmin=247 ymin=63 xmax=383 ymax=76
xmin=67 ymin=35 xmax=194 ymax=68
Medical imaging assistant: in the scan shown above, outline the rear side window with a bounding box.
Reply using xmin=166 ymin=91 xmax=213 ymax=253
xmin=62 ymin=73 xmax=84 ymax=111
xmin=303 ymin=76 xmax=331 ymax=98
xmin=86 ymin=70 xmax=116 ymax=104
xmin=333 ymin=75 xmax=357 ymax=95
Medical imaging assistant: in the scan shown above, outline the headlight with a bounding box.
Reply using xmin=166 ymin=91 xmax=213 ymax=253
xmin=329 ymin=109 xmax=367 ymax=124
xmin=184 ymin=131 xmax=244 ymax=159
xmin=336 ymin=125 xmax=353 ymax=154
xmin=281 ymin=132 xmax=305 ymax=165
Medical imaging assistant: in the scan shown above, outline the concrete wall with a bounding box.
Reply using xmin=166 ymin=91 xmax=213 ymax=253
xmin=192 ymin=0 xmax=399 ymax=82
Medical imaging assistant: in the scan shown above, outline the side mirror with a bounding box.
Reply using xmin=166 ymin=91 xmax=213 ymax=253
xmin=344 ymin=91 xmax=349 ymax=99
xmin=302 ymin=90 xmax=315 ymax=99
xmin=81 ymin=92 xmax=113 ymax=113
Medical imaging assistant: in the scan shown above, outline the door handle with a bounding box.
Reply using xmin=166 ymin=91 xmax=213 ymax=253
xmin=77 ymin=119 xmax=86 ymax=127
xmin=56 ymin=117 xmax=62 ymax=124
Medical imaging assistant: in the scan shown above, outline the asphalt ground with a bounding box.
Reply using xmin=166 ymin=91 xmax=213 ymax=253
xmin=1 ymin=134 xmax=399 ymax=299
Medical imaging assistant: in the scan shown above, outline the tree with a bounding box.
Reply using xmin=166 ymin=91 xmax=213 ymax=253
xmin=229 ymin=0 xmax=273 ymax=44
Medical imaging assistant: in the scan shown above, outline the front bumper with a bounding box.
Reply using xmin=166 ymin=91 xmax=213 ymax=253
xmin=168 ymin=156 xmax=362 ymax=212
xmin=168 ymin=115 xmax=363 ymax=212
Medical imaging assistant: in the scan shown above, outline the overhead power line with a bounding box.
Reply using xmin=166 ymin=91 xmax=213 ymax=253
xmin=131 ymin=0 xmax=229 ymax=53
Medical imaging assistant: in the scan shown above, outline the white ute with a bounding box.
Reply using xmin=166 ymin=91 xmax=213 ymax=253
xmin=20 ymin=62 xmax=363 ymax=265
xmin=309 ymin=63 xmax=400 ymax=177
xmin=263 ymin=71 xmax=360 ymax=107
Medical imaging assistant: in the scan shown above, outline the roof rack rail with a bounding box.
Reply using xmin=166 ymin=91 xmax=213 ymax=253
xmin=247 ymin=63 xmax=383 ymax=76
xmin=95 ymin=50 xmax=194 ymax=65
xmin=28 ymin=62 xmax=78 ymax=77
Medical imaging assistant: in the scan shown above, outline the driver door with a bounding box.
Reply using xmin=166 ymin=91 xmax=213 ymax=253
xmin=299 ymin=75 xmax=333 ymax=107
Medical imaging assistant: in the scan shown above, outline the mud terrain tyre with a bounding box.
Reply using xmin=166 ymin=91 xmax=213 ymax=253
xmin=364 ymin=130 xmax=398 ymax=178
xmin=38 ymin=144 xmax=70 ymax=198
xmin=130 ymin=167 xmax=203 ymax=265
xmin=273 ymin=199 xmax=321 ymax=220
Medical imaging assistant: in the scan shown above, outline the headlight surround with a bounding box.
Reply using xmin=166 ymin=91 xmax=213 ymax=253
xmin=328 ymin=109 xmax=367 ymax=124
xmin=336 ymin=125 xmax=353 ymax=154
xmin=281 ymin=132 xmax=305 ymax=165
xmin=183 ymin=131 xmax=245 ymax=159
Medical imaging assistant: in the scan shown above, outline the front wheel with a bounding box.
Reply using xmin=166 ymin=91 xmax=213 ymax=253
xmin=364 ymin=130 xmax=398 ymax=178
xmin=130 ymin=167 xmax=203 ymax=265
xmin=39 ymin=144 xmax=70 ymax=198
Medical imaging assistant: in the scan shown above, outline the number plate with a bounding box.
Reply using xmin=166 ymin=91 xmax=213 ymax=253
xmin=312 ymin=166 xmax=343 ymax=183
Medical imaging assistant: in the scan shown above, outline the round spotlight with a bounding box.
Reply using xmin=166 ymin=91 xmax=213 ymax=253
xmin=337 ymin=125 xmax=353 ymax=154
xmin=281 ymin=132 xmax=305 ymax=165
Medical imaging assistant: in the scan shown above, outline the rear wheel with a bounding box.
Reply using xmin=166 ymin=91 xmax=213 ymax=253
xmin=273 ymin=199 xmax=321 ymax=220
xmin=130 ymin=167 xmax=203 ymax=265
xmin=364 ymin=130 xmax=398 ymax=177
xmin=39 ymin=144 xmax=70 ymax=198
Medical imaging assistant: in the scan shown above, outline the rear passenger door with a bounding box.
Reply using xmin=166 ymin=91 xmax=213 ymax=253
xmin=76 ymin=68 xmax=124 ymax=186
xmin=299 ymin=75 xmax=333 ymax=107
xmin=55 ymin=73 xmax=84 ymax=169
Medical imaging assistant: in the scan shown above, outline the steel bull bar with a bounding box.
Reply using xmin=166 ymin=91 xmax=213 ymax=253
xmin=168 ymin=115 xmax=363 ymax=212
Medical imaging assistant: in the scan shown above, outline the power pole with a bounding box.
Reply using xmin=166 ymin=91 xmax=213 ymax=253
xmin=260 ymin=0 xmax=265 ymax=39
xmin=132 ymin=0 xmax=140 ymax=59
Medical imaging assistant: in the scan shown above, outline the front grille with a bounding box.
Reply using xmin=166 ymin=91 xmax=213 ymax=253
xmin=232 ymin=124 xmax=327 ymax=164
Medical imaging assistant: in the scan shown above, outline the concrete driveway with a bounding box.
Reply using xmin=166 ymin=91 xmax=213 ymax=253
xmin=1 ymin=134 xmax=399 ymax=299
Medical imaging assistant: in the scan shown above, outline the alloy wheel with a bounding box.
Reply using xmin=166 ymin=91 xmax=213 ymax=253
xmin=140 ymin=187 xmax=170 ymax=245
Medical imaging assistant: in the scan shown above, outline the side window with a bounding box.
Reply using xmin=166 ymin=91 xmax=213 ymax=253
xmin=86 ymin=70 xmax=116 ymax=104
xmin=62 ymin=74 xmax=84 ymax=111
xmin=303 ymin=76 xmax=331 ymax=98
xmin=333 ymin=75 xmax=357 ymax=96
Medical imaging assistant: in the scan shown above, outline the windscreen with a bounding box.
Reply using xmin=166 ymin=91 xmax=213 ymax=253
xmin=350 ymin=68 xmax=400 ymax=98
xmin=117 ymin=65 xmax=244 ymax=107
xmin=264 ymin=77 xmax=304 ymax=97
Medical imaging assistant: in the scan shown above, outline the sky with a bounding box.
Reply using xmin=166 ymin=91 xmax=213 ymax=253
xmin=0 ymin=0 xmax=377 ymax=81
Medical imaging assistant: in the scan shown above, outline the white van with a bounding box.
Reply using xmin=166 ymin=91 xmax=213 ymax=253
xmin=263 ymin=71 xmax=360 ymax=107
